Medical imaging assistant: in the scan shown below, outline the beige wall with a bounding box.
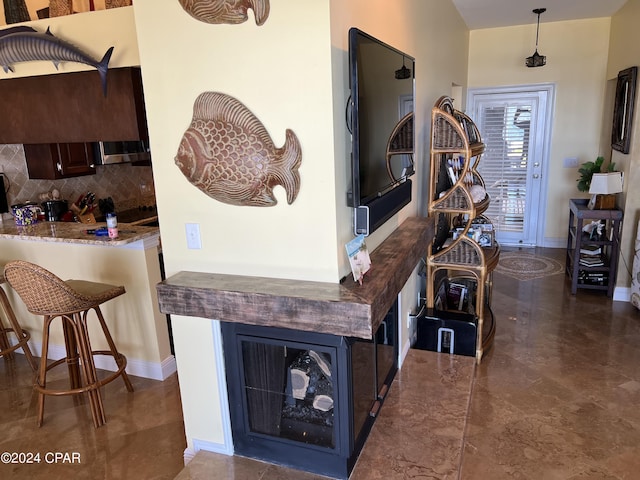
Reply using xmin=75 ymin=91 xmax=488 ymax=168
xmin=137 ymin=0 xmax=339 ymax=283
xmin=328 ymin=0 xmax=469 ymax=370
xmin=132 ymin=0 xmax=469 ymax=453
xmin=468 ymin=18 xmax=611 ymax=243
xmin=608 ymin=0 xmax=640 ymax=289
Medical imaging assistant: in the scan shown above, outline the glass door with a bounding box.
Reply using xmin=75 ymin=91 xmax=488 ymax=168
xmin=468 ymin=86 xmax=553 ymax=246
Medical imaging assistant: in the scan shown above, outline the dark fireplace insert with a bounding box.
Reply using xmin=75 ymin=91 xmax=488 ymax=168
xmin=221 ymin=300 xmax=398 ymax=479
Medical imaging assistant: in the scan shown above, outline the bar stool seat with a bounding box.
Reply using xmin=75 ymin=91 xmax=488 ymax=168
xmin=0 ymin=270 xmax=38 ymax=371
xmin=3 ymin=260 xmax=134 ymax=428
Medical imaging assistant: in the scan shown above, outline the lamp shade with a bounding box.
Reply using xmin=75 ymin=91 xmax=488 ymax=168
xmin=589 ymin=172 xmax=623 ymax=194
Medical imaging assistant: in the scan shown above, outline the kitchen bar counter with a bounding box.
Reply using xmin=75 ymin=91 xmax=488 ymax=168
xmin=0 ymin=219 xmax=173 ymax=381
xmin=0 ymin=220 xmax=159 ymax=246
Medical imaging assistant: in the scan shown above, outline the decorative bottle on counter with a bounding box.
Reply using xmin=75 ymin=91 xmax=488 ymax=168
xmin=106 ymin=212 xmax=118 ymax=239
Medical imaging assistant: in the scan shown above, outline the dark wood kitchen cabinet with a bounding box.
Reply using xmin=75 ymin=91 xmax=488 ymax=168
xmin=24 ymin=142 xmax=96 ymax=179
xmin=0 ymin=67 xmax=149 ymax=144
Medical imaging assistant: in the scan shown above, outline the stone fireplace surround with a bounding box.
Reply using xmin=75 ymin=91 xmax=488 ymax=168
xmin=156 ymin=216 xmax=435 ymax=476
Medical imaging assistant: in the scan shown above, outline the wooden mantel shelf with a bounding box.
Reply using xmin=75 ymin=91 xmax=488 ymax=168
xmin=156 ymin=216 xmax=435 ymax=339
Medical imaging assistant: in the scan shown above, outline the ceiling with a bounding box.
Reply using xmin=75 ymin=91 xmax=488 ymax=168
xmin=451 ymin=0 xmax=628 ymax=30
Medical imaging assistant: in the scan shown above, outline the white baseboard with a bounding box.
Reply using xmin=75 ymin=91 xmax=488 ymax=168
xmin=183 ymin=447 xmax=196 ymax=466
xmin=14 ymin=339 xmax=176 ymax=381
xmin=123 ymin=354 xmax=177 ymax=380
xmin=542 ymin=238 xmax=566 ymax=248
xmin=183 ymin=438 xmax=234 ymax=465
xmin=400 ymin=339 xmax=411 ymax=367
xmin=614 ymin=286 xmax=631 ymax=302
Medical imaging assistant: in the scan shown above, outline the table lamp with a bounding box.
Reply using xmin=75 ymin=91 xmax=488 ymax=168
xmin=588 ymin=172 xmax=623 ymax=209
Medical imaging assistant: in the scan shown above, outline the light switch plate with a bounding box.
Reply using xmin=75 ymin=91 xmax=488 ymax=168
xmin=563 ymin=157 xmax=579 ymax=168
xmin=185 ymin=223 xmax=202 ymax=249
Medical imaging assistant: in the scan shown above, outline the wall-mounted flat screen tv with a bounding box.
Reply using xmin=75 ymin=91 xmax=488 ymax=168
xmin=348 ymin=28 xmax=415 ymax=236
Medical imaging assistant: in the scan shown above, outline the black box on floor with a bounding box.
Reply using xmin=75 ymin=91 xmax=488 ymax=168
xmin=414 ymin=308 xmax=476 ymax=357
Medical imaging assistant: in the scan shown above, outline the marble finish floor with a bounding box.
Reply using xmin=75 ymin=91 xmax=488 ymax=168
xmin=0 ymin=357 xmax=186 ymax=479
xmin=461 ymin=247 xmax=640 ymax=479
xmin=175 ymin=349 xmax=476 ymax=480
xmin=2 ymin=247 xmax=640 ymax=479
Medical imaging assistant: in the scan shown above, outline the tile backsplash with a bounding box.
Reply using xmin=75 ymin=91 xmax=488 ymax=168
xmin=0 ymin=144 xmax=156 ymax=222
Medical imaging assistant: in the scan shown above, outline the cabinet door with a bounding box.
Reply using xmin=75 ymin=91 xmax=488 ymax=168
xmin=24 ymin=143 xmax=96 ymax=179
xmin=56 ymin=143 xmax=96 ymax=177
xmin=1 ymin=67 xmax=148 ymax=144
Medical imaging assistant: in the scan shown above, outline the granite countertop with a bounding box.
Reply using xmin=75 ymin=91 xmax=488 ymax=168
xmin=0 ymin=220 xmax=159 ymax=246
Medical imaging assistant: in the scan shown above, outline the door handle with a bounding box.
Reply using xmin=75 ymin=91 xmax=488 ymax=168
xmin=533 ymin=174 xmax=540 ymax=179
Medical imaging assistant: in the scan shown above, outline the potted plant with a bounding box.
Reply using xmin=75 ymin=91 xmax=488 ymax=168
xmin=577 ymin=156 xmax=616 ymax=192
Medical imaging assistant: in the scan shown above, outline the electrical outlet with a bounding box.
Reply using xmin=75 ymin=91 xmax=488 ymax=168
xmin=408 ymin=311 xmax=419 ymax=344
xmin=185 ymin=223 xmax=202 ymax=249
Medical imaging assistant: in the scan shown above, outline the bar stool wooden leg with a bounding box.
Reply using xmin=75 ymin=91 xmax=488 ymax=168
xmin=93 ymin=307 xmax=134 ymax=392
xmin=0 ymin=317 xmax=10 ymax=352
xmin=0 ymin=287 xmax=38 ymax=371
xmin=75 ymin=312 xmax=106 ymax=428
xmin=62 ymin=316 xmax=82 ymax=390
xmin=37 ymin=315 xmax=54 ymax=428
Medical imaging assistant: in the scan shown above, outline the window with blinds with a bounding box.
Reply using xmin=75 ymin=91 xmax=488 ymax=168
xmin=477 ymin=104 xmax=532 ymax=234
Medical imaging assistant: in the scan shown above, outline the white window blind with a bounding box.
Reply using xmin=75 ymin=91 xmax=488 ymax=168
xmin=477 ymin=104 xmax=532 ymax=234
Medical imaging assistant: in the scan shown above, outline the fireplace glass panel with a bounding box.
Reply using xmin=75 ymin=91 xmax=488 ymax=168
xmin=376 ymin=305 xmax=398 ymax=393
xmin=350 ymin=339 xmax=375 ymax=440
xmin=240 ymin=339 xmax=335 ymax=449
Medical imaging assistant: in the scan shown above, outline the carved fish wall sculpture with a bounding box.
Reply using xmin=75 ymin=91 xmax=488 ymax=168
xmin=178 ymin=0 xmax=270 ymax=26
xmin=175 ymin=92 xmax=302 ymax=207
xmin=0 ymin=26 xmax=114 ymax=96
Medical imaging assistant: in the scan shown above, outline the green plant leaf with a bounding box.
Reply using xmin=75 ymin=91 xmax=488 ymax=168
xmin=577 ymin=157 xmax=607 ymax=192
xmin=595 ymin=156 xmax=604 ymax=169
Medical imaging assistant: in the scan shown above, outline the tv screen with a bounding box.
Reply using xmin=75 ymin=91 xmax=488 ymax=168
xmin=348 ymin=28 xmax=415 ymax=235
xmin=348 ymin=28 xmax=415 ymax=208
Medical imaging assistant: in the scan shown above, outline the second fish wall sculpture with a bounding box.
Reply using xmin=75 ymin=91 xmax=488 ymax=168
xmin=178 ymin=0 xmax=270 ymax=25
xmin=175 ymin=92 xmax=302 ymax=207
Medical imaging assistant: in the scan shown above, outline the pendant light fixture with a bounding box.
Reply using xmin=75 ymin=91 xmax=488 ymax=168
xmin=526 ymin=8 xmax=546 ymax=68
xmin=395 ymin=57 xmax=411 ymax=80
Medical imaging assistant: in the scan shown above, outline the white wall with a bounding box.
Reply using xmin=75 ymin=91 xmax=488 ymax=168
xmin=468 ymin=18 xmax=611 ymax=244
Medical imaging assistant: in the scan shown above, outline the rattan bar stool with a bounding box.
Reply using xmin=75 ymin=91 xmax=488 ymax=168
xmin=0 ymin=269 xmax=38 ymax=371
xmin=3 ymin=260 xmax=134 ymax=428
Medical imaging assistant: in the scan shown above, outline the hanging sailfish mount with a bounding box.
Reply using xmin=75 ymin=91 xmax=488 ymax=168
xmin=0 ymin=26 xmax=114 ymax=96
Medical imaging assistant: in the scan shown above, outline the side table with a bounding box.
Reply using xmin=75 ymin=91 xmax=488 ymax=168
xmin=565 ymin=199 xmax=623 ymax=297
